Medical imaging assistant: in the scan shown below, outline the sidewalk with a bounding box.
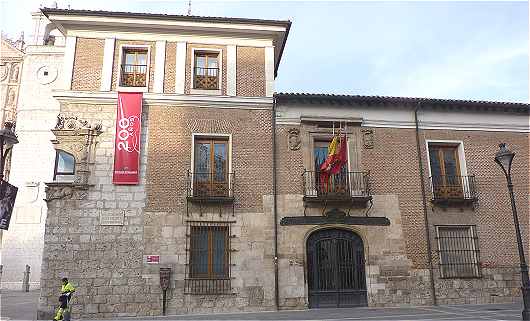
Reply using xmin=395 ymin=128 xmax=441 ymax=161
xmin=0 ymin=290 xmax=522 ymax=321
xmin=0 ymin=290 xmax=39 ymax=320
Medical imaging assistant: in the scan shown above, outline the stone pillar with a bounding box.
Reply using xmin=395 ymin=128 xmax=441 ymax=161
xmin=22 ymin=264 xmax=30 ymax=292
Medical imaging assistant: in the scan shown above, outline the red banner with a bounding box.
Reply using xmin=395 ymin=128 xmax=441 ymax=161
xmin=113 ymin=92 xmax=143 ymax=185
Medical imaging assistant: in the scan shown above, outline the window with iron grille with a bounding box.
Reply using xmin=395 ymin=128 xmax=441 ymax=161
xmin=120 ymin=48 xmax=148 ymax=87
xmin=436 ymin=225 xmax=481 ymax=278
xmin=185 ymin=221 xmax=233 ymax=294
xmin=193 ymin=51 xmax=219 ymax=90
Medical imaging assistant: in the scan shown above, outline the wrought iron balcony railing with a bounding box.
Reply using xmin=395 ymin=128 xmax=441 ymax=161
xmin=194 ymin=67 xmax=219 ymax=90
xmin=186 ymin=171 xmax=234 ymax=202
xmin=120 ymin=64 xmax=147 ymax=87
xmin=429 ymin=175 xmax=478 ymax=204
xmin=303 ymin=170 xmax=371 ymax=202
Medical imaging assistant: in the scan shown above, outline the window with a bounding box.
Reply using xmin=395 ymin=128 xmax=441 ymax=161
xmin=120 ymin=48 xmax=148 ymax=87
xmin=193 ymin=51 xmax=219 ymax=90
xmin=186 ymin=221 xmax=232 ymax=294
xmin=193 ymin=137 xmax=230 ymax=197
xmin=436 ymin=225 xmax=480 ymax=278
xmin=428 ymin=144 xmax=464 ymax=199
xmin=54 ymin=150 xmax=75 ymax=181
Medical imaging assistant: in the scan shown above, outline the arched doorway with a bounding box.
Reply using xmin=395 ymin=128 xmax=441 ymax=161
xmin=307 ymin=228 xmax=367 ymax=308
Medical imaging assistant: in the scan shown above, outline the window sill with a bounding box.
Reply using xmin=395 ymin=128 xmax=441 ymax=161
xmin=117 ymin=85 xmax=149 ymax=93
xmin=190 ymin=89 xmax=222 ymax=96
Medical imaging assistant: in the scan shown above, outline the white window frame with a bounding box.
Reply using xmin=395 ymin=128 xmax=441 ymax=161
xmin=435 ymin=225 xmax=481 ymax=278
xmin=190 ymin=133 xmax=233 ymax=196
xmin=425 ymin=140 xmax=468 ymax=178
xmin=116 ymin=44 xmax=151 ymax=93
xmin=190 ymin=48 xmax=223 ymax=96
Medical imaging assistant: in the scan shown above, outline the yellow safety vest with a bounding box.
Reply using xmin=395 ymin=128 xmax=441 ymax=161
xmin=61 ymin=282 xmax=75 ymax=294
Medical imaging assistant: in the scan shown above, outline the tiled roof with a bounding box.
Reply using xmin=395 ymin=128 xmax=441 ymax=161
xmin=275 ymin=92 xmax=529 ymax=112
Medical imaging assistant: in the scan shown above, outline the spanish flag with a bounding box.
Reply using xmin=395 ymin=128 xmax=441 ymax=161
xmin=320 ymin=134 xmax=347 ymax=191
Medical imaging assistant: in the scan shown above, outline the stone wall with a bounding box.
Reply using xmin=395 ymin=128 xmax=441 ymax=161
xmin=38 ymin=101 xmax=150 ymax=319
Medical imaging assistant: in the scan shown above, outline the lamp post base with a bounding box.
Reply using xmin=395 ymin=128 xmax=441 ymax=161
xmin=522 ymin=286 xmax=530 ymax=321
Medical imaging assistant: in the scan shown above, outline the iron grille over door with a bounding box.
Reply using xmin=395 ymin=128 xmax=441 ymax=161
xmin=307 ymin=229 xmax=367 ymax=308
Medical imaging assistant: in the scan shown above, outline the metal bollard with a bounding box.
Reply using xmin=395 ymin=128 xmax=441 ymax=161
xmin=22 ymin=265 xmax=30 ymax=292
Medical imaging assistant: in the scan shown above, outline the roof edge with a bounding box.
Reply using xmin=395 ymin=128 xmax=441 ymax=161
xmin=40 ymin=8 xmax=291 ymax=27
xmin=275 ymin=92 xmax=530 ymax=111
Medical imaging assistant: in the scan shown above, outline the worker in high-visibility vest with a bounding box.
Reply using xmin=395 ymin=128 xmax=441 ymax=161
xmin=53 ymin=278 xmax=76 ymax=321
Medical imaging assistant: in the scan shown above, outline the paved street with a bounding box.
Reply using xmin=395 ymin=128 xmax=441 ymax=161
xmin=0 ymin=290 xmax=523 ymax=320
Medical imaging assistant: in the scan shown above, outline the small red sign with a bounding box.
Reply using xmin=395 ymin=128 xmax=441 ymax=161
xmin=147 ymin=255 xmax=160 ymax=264
xmin=113 ymin=92 xmax=143 ymax=185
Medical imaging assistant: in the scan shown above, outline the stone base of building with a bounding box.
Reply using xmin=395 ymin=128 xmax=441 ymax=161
xmin=36 ymin=267 xmax=522 ymax=319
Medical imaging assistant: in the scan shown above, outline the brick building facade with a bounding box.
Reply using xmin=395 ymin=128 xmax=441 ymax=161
xmin=32 ymin=7 xmax=529 ymax=319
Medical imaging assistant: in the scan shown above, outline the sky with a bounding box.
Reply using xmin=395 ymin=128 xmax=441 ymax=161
xmin=1 ymin=0 xmax=528 ymax=103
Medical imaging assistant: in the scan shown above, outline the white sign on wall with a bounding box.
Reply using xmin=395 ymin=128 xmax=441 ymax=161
xmin=99 ymin=209 xmax=125 ymax=226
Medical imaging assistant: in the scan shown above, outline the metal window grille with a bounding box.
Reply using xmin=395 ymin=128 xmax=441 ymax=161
xmin=436 ymin=225 xmax=481 ymax=278
xmin=185 ymin=221 xmax=234 ymax=294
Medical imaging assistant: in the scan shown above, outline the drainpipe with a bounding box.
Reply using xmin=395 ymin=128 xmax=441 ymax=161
xmin=414 ymin=102 xmax=437 ymax=306
xmin=272 ymin=95 xmax=280 ymax=310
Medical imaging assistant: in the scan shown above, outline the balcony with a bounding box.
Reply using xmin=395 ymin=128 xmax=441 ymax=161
xmin=429 ymin=175 xmax=478 ymax=206
xmin=194 ymin=67 xmax=219 ymax=90
xmin=186 ymin=171 xmax=234 ymax=203
xmin=303 ymin=170 xmax=371 ymax=207
xmin=120 ymin=64 xmax=147 ymax=87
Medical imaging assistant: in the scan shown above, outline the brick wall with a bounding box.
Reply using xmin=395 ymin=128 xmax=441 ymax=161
xmin=360 ymin=128 xmax=428 ymax=268
xmin=361 ymin=127 xmax=529 ymax=269
xmin=164 ymin=42 xmax=176 ymax=93
xmin=236 ymin=47 xmax=265 ymax=97
xmin=111 ymin=40 xmax=156 ymax=91
xmin=71 ymin=38 xmax=104 ymax=91
xmin=145 ymin=105 xmax=273 ymax=213
xmin=185 ymin=44 xmax=227 ymax=95
xmin=275 ymin=125 xmax=304 ymax=195
xmin=420 ymin=129 xmax=529 ymax=267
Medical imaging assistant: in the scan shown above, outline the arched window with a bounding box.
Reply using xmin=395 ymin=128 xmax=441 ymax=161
xmin=54 ymin=150 xmax=75 ymax=181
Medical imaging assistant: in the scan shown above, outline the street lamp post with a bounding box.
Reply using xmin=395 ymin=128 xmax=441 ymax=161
xmin=0 ymin=122 xmax=19 ymax=181
xmin=495 ymin=143 xmax=530 ymax=321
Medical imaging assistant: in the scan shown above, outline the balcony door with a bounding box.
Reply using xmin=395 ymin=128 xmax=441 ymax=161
xmin=314 ymin=141 xmax=348 ymax=197
xmin=121 ymin=49 xmax=148 ymax=87
xmin=194 ymin=138 xmax=228 ymax=197
xmin=428 ymin=145 xmax=463 ymax=199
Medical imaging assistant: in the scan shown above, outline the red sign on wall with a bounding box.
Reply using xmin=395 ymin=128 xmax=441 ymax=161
xmin=147 ymin=255 xmax=160 ymax=264
xmin=113 ymin=92 xmax=143 ymax=185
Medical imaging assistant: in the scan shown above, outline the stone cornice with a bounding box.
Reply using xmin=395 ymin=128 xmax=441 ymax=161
xmin=51 ymin=90 xmax=273 ymax=109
